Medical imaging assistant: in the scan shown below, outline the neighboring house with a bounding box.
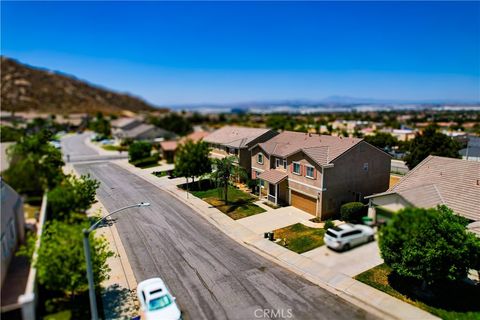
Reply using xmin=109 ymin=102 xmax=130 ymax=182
xmin=159 ymin=141 xmax=178 ymax=163
xmin=459 ymin=147 xmax=480 ymax=162
xmin=366 ymin=156 xmax=480 ymax=223
xmin=204 ymin=126 xmax=277 ymax=175
xmin=458 ymin=136 xmax=480 ymax=162
xmin=1 ymin=179 xmax=25 ymax=289
xmin=159 ymin=131 xmax=210 ymax=163
xmin=118 ymin=124 xmax=175 ymax=142
xmin=250 ymin=131 xmax=391 ymax=219
xmin=111 ymin=117 xmax=143 ymax=131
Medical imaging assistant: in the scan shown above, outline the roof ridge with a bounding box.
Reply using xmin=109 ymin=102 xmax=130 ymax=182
xmin=432 ymin=184 xmax=446 ymax=205
xmin=391 ymin=155 xmax=434 ymax=192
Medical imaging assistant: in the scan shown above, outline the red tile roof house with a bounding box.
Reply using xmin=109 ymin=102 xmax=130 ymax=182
xmin=159 ymin=131 xmax=210 ymax=163
xmin=250 ymin=131 xmax=391 ymax=220
xmin=203 ymin=126 xmax=278 ymax=175
xmin=366 ymin=156 xmax=480 ymax=226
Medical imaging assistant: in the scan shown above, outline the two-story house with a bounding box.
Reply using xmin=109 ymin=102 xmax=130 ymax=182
xmin=250 ymin=131 xmax=391 ymax=220
xmin=204 ymin=126 xmax=278 ymax=175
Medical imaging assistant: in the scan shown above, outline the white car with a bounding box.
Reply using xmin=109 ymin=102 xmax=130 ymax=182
xmin=137 ymin=278 xmax=182 ymax=320
xmin=324 ymin=223 xmax=374 ymax=251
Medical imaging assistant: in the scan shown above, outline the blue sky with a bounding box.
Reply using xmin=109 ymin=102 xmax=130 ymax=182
xmin=2 ymin=1 xmax=479 ymax=105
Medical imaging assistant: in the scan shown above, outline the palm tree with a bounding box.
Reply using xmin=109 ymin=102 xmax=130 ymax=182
xmin=210 ymin=156 xmax=247 ymax=204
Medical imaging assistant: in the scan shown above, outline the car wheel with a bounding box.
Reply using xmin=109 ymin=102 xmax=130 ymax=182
xmin=343 ymin=243 xmax=350 ymax=251
xmin=368 ymin=235 xmax=374 ymax=242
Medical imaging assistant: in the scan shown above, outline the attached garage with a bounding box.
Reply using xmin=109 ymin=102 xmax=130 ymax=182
xmin=291 ymin=190 xmax=317 ymax=215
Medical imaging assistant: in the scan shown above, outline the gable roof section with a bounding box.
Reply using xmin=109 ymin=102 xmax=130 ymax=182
xmin=255 ymin=131 xmax=362 ymax=166
xmin=204 ymin=126 xmax=272 ymax=148
xmin=257 ymin=169 xmax=288 ymax=184
xmin=369 ymin=156 xmax=480 ymax=221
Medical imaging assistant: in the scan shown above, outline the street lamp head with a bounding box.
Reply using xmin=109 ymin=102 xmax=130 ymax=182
xmin=138 ymin=202 xmax=151 ymax=207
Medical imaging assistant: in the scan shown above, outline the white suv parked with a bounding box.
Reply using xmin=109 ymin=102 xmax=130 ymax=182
xmin=324 ymin=223 xmax=374 ymax=251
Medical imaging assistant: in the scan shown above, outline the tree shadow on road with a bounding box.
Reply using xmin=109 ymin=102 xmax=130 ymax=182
xmin=102 ymin=284 xmax=139 ymax=320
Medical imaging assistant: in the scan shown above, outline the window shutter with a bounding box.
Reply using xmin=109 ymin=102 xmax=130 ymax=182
xmin=252 ymin=171 xmax=256 ymax=179
xmin=313 ymin=168 xmax=317 ymax=179
xmin=290 ymin=164 xmax=294 ymax=173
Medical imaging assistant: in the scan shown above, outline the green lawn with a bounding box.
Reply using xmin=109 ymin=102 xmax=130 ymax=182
xmin=274 ymin=223 xmax=325 ymax=253
xmin=101 ymin=145 xmax=126 ymax=152
xmin=187 ymin=182 xmax=265 ymax=220
xmin=152 ymin=171 xmax=168 ymax=177
xmin=355 ymin=264 xmax=480 ymax=320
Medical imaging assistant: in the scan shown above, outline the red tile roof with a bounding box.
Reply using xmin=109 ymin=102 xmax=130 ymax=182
xmin=370 ymin=156 xmax=480 ymax=221
xmin=256 ymin=131 xmax=362 ymax=166
xmin=257 ymin=169 xmax=288 ymax=184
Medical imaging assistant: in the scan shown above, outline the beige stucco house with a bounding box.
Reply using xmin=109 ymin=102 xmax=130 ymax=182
xmin=366 ymin=155 xmax=480 ymax=223
xmin=250 ymin=131 xmax=391 ymax=220
xmin=204 ymin=126 xmax=277 ymax=175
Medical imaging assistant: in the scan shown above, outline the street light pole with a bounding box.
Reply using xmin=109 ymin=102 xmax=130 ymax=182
xmin=83 ymin=202 xmax=150 ymax=320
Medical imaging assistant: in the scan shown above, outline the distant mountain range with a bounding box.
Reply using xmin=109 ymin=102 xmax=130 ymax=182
xmin=1 ymin=57 xmax=165 ymax=115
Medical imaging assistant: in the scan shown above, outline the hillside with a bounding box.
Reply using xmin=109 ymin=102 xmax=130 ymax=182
xmin=1 ymin=57 xmax=165 ymax=114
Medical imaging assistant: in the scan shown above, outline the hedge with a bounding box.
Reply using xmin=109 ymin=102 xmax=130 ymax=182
xmin=340 ymin=202 xmax=367 ymax=223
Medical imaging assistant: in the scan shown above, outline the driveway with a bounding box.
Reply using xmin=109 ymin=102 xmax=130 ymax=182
xmin=237 ymin=204 xmax=314 ymax=234
xmin=302 ymin=240 xmax=383 ymax=277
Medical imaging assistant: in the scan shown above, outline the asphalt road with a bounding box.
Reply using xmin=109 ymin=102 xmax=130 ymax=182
xmin=73 ymin=160 xmax=377 ymax=320
xmin=61 ymin=132 xmax=127 ymax=163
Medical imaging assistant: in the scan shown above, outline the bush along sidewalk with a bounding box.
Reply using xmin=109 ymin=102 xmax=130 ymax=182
xmin=18 ymin=174 xmax=114 ymax=319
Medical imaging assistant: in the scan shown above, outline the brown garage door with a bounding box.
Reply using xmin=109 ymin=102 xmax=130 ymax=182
xmin=291 ymin=190 xmax=317 ymax=215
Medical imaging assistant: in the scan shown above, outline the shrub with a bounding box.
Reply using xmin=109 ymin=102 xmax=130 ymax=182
xmin=379 ymin=205 xmax=480 ymax=285
xmin=128 ymin=141 xmax=152 ymax=162
xmin=340 ymin=202 xmax=367 ymax=223
xmin=48 ymin=174 xmax=99 ymax=220
xmin=324 ymin=219 xmax=335 ymax=231
xmin=131 ymin=153 xmax=159 ymax=168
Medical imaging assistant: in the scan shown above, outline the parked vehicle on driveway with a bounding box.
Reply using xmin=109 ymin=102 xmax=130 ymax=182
xmin=137 ymin=277 xmax=182 ymax=320
xmin=324 ymin=223 xmax=374 ymax=251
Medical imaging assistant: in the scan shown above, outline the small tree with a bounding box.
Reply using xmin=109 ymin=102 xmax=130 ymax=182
xmin=210 ymin=156 xmax=247 ymax=204
xmin=323 ymin=219 xmax=335 ymax=231
xmin=404 ymin=125 xmax=461 ymax=169
xmin=89 ymin=112 xmax=111 ymax=137
xmin=379 ymin=206 xmax=480 ymax=285
xmin=26 ymin=220 xmax=113 ymax=298
xmin=128 ymin=141 xmax=152 ymax=162
xmin=364 ymin=132 xmax=398 ymax=150
xmin=340 ymin=202 xmax=366 ymax=223
xmin=174 ymin=140 xmax=211 ymax=185
xmin=2 ymin=130 xmax=64 ymax=195
xmin=48 ymin=174 xmax=100 ymax=220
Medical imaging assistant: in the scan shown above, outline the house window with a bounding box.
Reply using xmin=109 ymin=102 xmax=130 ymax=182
xmin=283 ymin=160 xmax=287 ymax=169
xmin=363 ymin=162 xmax=369 ymax=171
xmin=305 ymin=166 xmax=315 ymax=179
xmin=228 ymin=148 xmax=237 ymax=155
xmin=257 ymin=153 xmax=263 ymax=164
xmin=275 ymin=158 xmax=281 ymax=168
xmin=293 ymin=162 xmax=301 ymax=175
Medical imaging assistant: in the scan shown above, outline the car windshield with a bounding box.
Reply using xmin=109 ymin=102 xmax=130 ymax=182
xmin=326 ymin=230 xmax=338 ymax=238
xmin=148 ymin=294 xmax=172 ymax=311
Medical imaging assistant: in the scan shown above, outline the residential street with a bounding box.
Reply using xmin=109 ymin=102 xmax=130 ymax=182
xmin=67 ymin=134 xmax=377 ymax=320
xmin=61 ymin=132 xmax=127 ymax=163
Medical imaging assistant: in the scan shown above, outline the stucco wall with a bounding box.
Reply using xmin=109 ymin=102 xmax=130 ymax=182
xmin=251 ymin=146 xmax=270 ymax=174
xmin=321 ymin=141 xmax=391 ymax=219
xmin=371 ymin=193 xmax=409 ymax=212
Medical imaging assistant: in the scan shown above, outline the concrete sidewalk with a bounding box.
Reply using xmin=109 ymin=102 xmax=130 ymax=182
xmin=113 ymin=160 xmax=438 ymax=320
